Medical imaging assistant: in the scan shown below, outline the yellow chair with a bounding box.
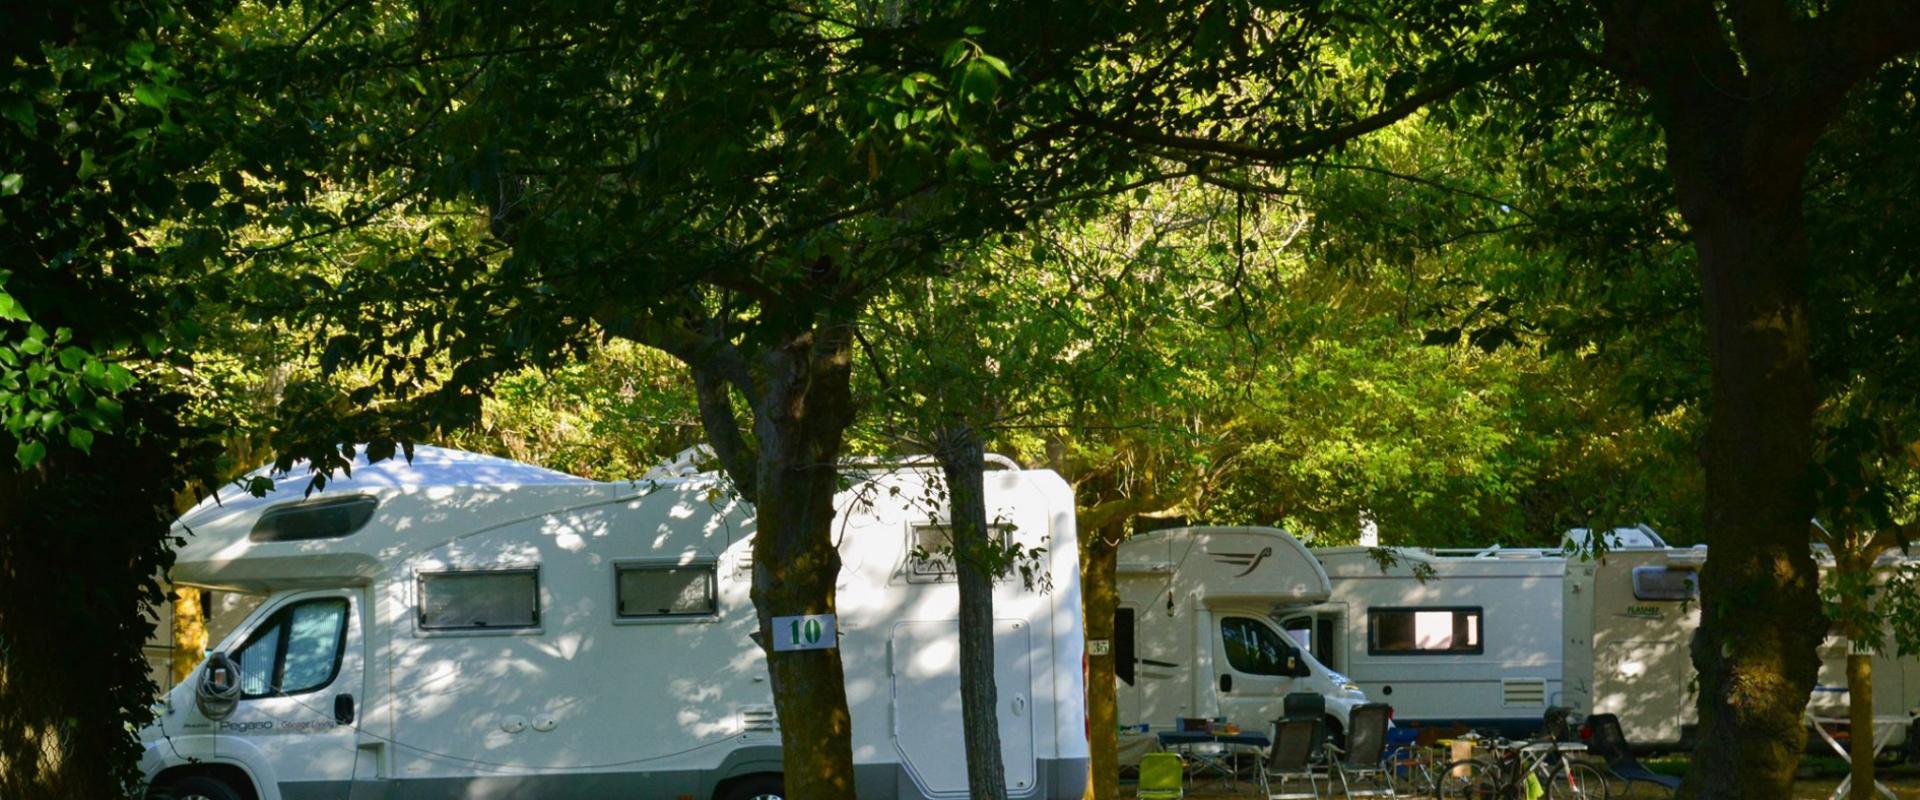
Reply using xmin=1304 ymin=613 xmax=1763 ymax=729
xmin=1139 ymin=752 xmax=1185 ymax=799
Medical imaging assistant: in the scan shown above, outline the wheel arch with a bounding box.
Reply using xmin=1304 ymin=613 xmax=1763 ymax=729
xmin=145 ymin=762 xmax=263 ymax=800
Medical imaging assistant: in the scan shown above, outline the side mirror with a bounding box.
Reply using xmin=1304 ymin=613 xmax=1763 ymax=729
xmin=204 ymin=652 xmax=236 ymax=694
xmin=197 ymin=652 xmax=242 ymax=720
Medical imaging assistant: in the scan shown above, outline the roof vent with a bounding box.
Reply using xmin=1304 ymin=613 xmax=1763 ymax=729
xmin=741 ymin=706 xmax=778 ymax=734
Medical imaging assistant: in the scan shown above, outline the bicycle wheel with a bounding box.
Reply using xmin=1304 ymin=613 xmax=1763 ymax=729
xmin=1435 ymin=758 xmax=1506 ymax=799
xmin=1544 ymin=761 xmax=1609 ymax=800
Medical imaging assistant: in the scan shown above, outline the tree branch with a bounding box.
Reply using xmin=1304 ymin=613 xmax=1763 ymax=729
xmin=1089 ymin=49 xmax=1575 ymax=167
xmin=691 ymin=366 xmax=759 ymax=503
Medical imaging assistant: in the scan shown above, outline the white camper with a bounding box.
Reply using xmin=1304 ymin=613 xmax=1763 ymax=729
xmin=138 ymin=447 xmax=1089 ymax=800
xmin=1564 ymin=544 xmax=1920 ymax=751
xmin=1114 ymin=526 xmax=1368 ymax=758
xmin=1290 ymin=546 xmax=1568 ymax=738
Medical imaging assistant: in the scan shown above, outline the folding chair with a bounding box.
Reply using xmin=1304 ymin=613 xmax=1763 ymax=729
xmin=1285 ymin=691 xmax=1330 ymax=761
xmin=1583 ymin=713 xmax=1681 ymax=796
xmin=1139 ymin=751 xmax=1186 ymax=800
xmin=1261 ymin=717 xmax=1326 ymax=799
xmin=1330 ymin=703 xmax=1396 ymax=798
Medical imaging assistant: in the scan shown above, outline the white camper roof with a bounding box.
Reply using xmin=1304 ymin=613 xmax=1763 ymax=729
xmin=1119 ymin=526 xmax=1332 ymax=603
xmin=170 ymin=446 xmax=686 ymax=592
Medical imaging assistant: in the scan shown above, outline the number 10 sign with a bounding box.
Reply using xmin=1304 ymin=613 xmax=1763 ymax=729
xmin=772 ymin=614 xmax=837 ymax=652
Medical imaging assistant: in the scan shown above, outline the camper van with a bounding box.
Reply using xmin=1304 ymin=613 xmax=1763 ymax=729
xmin=1564 ymin=544 xmax=1920 ymax=752
xmin=138 ymin=447 xmax=1089 ymax=800
xmin=1289 ymin=546 xmax=1568 ymax=737
xmin=1113 ymin=526 xmax=1368 ymax=759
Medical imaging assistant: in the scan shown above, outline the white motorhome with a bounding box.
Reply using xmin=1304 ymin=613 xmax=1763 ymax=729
xmin=1289 ymin=546 xmax=1568 ymax=738
xmin=1564 ymin=544 xmax=1920 ymax=752
xmin=139 ymin=447 xmax=1089 ymax=800
xmin=1113 ymin=526 xmax=1368 ymax=759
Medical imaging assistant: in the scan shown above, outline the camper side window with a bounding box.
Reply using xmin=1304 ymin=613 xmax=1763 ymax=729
xmin=229 ymin=597 xmax=349 ymax=698
xmin=418 ymin=569 xmax=540 ymax=631
xmin=905 ymin=523 xmax=1014 ymax=583
xmin=616 ymin=564 xmax=717 ymax=619
xmin=1367 ymin=607 xmax=1483 ymax=655
xmin=1220 ymin=617 xmax=1299 ymax=676
xmin=1115 ymin=607 xmax=1137 ymax=685
xmin=1631 ymin=566 xmax=1699 ymax=601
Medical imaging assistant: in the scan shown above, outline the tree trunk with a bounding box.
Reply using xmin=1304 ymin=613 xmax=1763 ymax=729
xmin=748 ymin=322 xmax=860 ymax=800
xmin=170 ymin=587 xmax=207 ymax=686
xmin=1665 ymin=116 xmax=1826 ymax=800
xmin=937 ymin=424 xmax=1010 ymax=800
xmin=1847 ymin=652 xmax=1873 ymax=800
xmin=1080 ymin=523 xmax=1121 ymax=800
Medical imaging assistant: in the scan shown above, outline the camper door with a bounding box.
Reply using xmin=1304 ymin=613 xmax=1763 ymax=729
xmin=1211 ymin=612 xmax=1308 ymax=729
xmin=214 ymin=589 xmax=366 ymax=796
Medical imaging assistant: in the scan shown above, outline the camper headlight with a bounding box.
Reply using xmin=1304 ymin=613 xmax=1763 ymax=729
xmin=1341 ymin=682 xmax=1364 ymax=697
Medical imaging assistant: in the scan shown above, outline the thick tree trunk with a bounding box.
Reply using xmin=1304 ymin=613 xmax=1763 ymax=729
xmin=171 ymin=587 xmax=207 ymax=686
xmin=1847 ymin=652 xmax=1873 ymax=800
xmin=748 ymin=322 xmax=860 ymax=800
xmin=1666 ymin=120 xmax=1826 ymax=800
xmin=1080 ymin=524 xmax=1121 ymax=800
xmin=937 ymin=425 xmax=1010 ymax=800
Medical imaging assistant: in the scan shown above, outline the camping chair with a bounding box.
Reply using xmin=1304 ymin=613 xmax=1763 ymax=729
xmin=1330 ymin=703 xmax=1396 ymax=798
xmin=1139 ymin=752 xmax=1186 ymax=800
xmin=1261 ymin=717 xmax=1326 ymax=800
xmin=1583 ymin=713 xmax=1681 ymax=796
xmin=1285 ymin=691 xmax=1330 ymax=761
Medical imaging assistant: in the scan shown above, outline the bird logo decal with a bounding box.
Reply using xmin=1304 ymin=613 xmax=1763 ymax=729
xmin=1210 ymin=546 xmax=1274 ymax=577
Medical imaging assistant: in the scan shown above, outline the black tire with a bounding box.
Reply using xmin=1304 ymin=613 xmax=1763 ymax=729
xmin=150 ymin=775 xmax=247 ymax=800
xmin=718 ymin=773 xmax=784 ymax=800
xmin=1324 ymin=715 xmax=1347 ymax=752
xmin=1436 ymin=758 xmax=1505 ymax=799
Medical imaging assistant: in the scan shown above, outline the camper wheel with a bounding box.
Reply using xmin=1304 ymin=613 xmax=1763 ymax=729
xmin=1325 ymin=715 xmax=1346 ymax=751
xmin=716 ymin=773 xmax=784 ymax=800
xmin=147 ymin=773 xmax=250 ymax=800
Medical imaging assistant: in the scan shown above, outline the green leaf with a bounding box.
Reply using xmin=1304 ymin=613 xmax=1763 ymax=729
xmin=0 ymin=97 xmax=32 ymax=130
xmin=56 ymin=346 xmax=86 ymax=371
xmin=67 ymin=427 xmax=93 ymax=454
xmin=15 ymin=439 xmax=44 ymax=468
xmin=103 ymin=364 xmax=135 ymax=393
xmin=132 ymin=84 xmax=169 ymax=110
xmin=0 ymin=291 xmax=26 ymax=321
xmin=0 ymin=173 xmax=21 ymax=197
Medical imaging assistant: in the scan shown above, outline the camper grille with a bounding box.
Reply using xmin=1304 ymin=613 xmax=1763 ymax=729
xmin=741 ymin=706 xmax=778 ymax=734
xmin=1502 ymin=678 xmax=1548 ymax=707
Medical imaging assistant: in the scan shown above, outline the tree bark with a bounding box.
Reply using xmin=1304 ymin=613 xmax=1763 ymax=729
xmin=170 ymin=587 xmax=206 ymax=686
xmin=1664 ymin=113 xmax=1827 ymax=800
xmin=1846 ymin=652 xmax=1873 ymax=800
xmin=937 ymin=424 xmax=1010 ymax=800
xmin=747 ymin=320 xmax=860 ymax=800
xmin=1080 ymin=523 xmax=1121 ymax=800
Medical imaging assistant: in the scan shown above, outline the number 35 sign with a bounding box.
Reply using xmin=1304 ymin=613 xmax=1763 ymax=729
xmin=772 ymin=614 xmax=837 ymax=652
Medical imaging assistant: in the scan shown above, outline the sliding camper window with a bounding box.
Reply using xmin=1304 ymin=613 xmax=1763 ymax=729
xmin=417 ymin=569 xmax=540 ymax=631
xmin=1631 ymin=566 xmax=1699 ymax=601
xmin=230 ymin=597 xmax=349 ymax=698
xmin=249 ymin=495 xmax=379 ymax=542
xmin=1220 ymin=616 xmax=1303 ymax=676
xmin=615 ymin=563 xmax=717 ymax=619
xmin=1367 ymin=607 xmax=1483 ymax=655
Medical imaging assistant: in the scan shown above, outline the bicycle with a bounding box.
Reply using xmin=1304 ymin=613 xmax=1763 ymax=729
xmin=1434 ymin=737 xmax=1610 ymax=799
